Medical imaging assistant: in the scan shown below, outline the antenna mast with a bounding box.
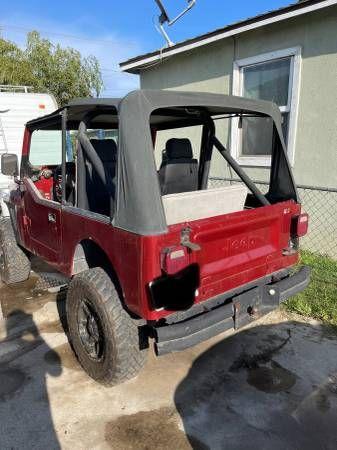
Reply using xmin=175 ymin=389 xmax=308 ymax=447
xmin=154 ymin=0 xmax=196 ymax=47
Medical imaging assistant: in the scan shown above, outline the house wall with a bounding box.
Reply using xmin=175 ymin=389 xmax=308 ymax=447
xmin=140 ymin=6 xmax=337 ymax=188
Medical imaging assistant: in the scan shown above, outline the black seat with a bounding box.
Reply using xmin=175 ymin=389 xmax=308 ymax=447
xmin=158 ymin=138 xmax=198 ymax=195
xmin=85 ymin=139 xmax=117 ymax=216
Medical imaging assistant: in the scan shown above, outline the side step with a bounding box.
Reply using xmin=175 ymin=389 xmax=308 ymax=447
xmin=34 ymin=272 xmax=69 ymax=293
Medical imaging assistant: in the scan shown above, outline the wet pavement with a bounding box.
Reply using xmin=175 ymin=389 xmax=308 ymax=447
xmin=1 ymin=273 xmax=337 ymax=449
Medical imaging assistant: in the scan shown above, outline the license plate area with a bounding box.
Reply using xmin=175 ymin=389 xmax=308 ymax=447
xmin=233 ymin=285 xmax=280 ymax=329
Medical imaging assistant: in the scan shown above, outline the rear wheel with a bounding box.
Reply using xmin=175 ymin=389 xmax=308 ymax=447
xmin=0 ymin=218 xmax=31 ymax=284
xmin=66 ymin=267 xmax=147 ymax=385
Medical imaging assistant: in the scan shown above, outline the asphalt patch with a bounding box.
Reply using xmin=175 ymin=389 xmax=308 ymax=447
xmin=315 ymin=391 xmax=331 ymax=413
xmin=247 ymin=360 xmax=297 ymax=393
xmin=229 ymin=329 xmax=296 ymax=393
xmin=105 ymin=408 xmax=207 ymax=450
xmin=0 ymin=367 xmax=27 ymax=401
xmin=229 ymin=329 xmax=292 ymax=372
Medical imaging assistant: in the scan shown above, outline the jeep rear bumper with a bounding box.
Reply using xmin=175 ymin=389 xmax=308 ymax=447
xmin=152 ymin=265 xmax=310 ymax=356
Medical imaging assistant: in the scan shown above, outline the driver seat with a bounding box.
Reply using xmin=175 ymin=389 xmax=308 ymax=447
xmin=159 ymin=138 xmax=198 ymax=195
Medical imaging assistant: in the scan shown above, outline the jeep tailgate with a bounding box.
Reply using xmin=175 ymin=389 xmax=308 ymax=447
xmin=143 ymin=200 xmax=302 ymax=319
xmin=187 ymin=200 xmax=300 ymax=303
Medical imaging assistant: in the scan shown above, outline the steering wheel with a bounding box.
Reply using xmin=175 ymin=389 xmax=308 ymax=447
xmin=53 ymin=165 xmax=63 ymax=203
xmin=39 ymin=168 xmax=54 ymax=179
xmin=53 ymin=164 xmax=76 ymax=204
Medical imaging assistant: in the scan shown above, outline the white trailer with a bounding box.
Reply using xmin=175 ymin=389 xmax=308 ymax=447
xmin=0 ymin=86 xmax=57 ymax=216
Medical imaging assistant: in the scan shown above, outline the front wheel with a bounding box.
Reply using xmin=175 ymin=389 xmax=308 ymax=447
xmin=0 ymin=217 xmax=31 ymax=284
xmin=66 ymin=267 xmax=148 ymax=385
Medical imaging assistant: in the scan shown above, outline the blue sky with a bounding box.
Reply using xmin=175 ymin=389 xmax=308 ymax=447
xmin=0 ymin=0 xmax=292 ymax=96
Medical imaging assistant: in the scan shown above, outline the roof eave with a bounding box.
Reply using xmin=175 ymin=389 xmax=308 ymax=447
xmin=120 ymin=0 xmax=337 ymax=74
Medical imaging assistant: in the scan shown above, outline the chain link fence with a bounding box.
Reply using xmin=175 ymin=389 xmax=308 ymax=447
xmin=209 ymin=177 xmax=337 ymax=259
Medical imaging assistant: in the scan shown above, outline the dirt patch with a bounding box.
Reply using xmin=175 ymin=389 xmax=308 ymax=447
xmin=247 ymin=361 xmax=296 ymax=393
xmin=0 ymin=367 xmax=27 ymax=401
xmin=0 ymin=275 xmax=54 ymax=317
xmin=105 ymin=408 xmax=207 ymax=450
xmin=39 ymin=320 xmax=63 ymax=334
xmin=44 ymin=343 xmax=81 ymax=371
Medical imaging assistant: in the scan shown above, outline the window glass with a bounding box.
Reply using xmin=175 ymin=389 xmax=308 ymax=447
xmin=66 ymin=129 xmax=118 ymax=161
xmin=86 ymin=129 xmax=118 ymax=143
xmin=29 ymin=130 xmax=62 ymax=166
xmin=238 ymin=56 xmax=292 ymax=159
xmin=153 ymin=125 xmax=202 ymax=170
xmin=240 ymin=116 xmax=274 ymax=156
xmin=242 ymin=57 xmax=291 ymax=107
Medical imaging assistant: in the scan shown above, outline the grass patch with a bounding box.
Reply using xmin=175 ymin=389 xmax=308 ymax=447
xmin=284 ymin=251 xmax=337 ymax=326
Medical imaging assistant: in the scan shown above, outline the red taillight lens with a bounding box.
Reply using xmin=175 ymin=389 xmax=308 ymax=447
xmin=292 ymin=213 xmax=309 ymax=237
xmin=161 ymin=246 xmax=189 ymax=275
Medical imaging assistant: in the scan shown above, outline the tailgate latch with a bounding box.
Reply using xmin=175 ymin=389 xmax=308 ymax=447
xmin=180 ymin=228 xmax=201 ymax=252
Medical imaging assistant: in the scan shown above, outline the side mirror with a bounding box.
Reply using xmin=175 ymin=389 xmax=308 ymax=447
xmin=1 ymin=153 xmax=19 ymax=177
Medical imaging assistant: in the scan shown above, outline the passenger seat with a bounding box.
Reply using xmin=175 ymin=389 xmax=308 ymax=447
xmin=158 ymin=138 xmax=198 ymax=195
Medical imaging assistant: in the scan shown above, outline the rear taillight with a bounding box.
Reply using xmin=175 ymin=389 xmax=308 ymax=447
xmin=292 ymin=213 xmax=309 ymax=237
xmin=161 ymin=246 xmax=189 ymax=275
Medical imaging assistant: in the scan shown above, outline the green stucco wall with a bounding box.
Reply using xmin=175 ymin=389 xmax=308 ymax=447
xmin=140 ymin=6 xmax=337 ymax=188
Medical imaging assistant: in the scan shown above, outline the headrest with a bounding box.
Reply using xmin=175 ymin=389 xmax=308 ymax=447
xmin=165 ymin=138 xmax=193 ymax=160
xmin=90 ymin=139 xmax=117 ymax=163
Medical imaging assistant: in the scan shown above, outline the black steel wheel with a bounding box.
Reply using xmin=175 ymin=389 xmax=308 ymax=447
xmin=77 ymin=298 xmax=105 ymax=361
xmin=66 ymin=267 xmax=148 ymax=385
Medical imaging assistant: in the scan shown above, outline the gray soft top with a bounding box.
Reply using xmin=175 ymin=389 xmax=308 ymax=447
xmin=26 ymin=90 xmax=295 ymax=236
xmin=115 ymin=90 xmax=289 ymax=235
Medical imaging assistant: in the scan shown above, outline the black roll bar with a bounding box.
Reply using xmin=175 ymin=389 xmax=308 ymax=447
xmin=212 ymin=135 xmax=270 ymax=206
xmin=61 ymin=109 xmax=67 ymax=205
xmin=77 ymin=119 xmax=115 ymax=219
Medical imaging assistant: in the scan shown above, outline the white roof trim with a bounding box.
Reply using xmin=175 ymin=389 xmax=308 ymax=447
xmin=121 ymin=0 xmax=337 ymax=72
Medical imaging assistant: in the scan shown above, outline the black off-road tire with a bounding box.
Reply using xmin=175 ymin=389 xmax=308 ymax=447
xmin=66 ymin=267 xmax=148 ymax=385
xmin=0 ymin=217 xmax=31 ymax=284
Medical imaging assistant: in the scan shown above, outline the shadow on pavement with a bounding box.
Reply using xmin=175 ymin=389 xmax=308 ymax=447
xmin=0 ymin=310 xmax=62 ymax=450
xmin=174 ymin=320 xmax=337 ymax=450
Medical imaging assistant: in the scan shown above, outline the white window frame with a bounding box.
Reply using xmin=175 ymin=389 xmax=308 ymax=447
xmin=231 ymin=47 xmax=301 ymax=167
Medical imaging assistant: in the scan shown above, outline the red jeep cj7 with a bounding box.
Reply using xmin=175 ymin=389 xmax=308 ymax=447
xmin=0 ymin=90 xmax=310 ymax=385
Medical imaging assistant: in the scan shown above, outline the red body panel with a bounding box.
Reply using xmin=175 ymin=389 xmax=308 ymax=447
xmin=140 ymin=200 xmax=300 ymax=320
xmin=14 ymin=127 xmax=301 ymax=322
xmin=13 ymin=176 xmax=300 ymax=321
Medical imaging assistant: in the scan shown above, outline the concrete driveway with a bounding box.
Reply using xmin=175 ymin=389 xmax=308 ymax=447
xmin=1 ymin=274 xmax=337 ymax=450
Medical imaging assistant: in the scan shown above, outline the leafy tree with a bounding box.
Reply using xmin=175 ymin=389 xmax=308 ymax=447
xmin=0 ymin=38 xmax=35 ymax=86
xmin=0 ymin=31 xmax=103 ymax=106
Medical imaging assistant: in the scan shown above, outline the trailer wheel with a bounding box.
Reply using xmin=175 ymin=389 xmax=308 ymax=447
xmin=0 ymin=218 xmax=31 ymax=284
xmin=66 ymin=267 xmax=148 ymax=385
